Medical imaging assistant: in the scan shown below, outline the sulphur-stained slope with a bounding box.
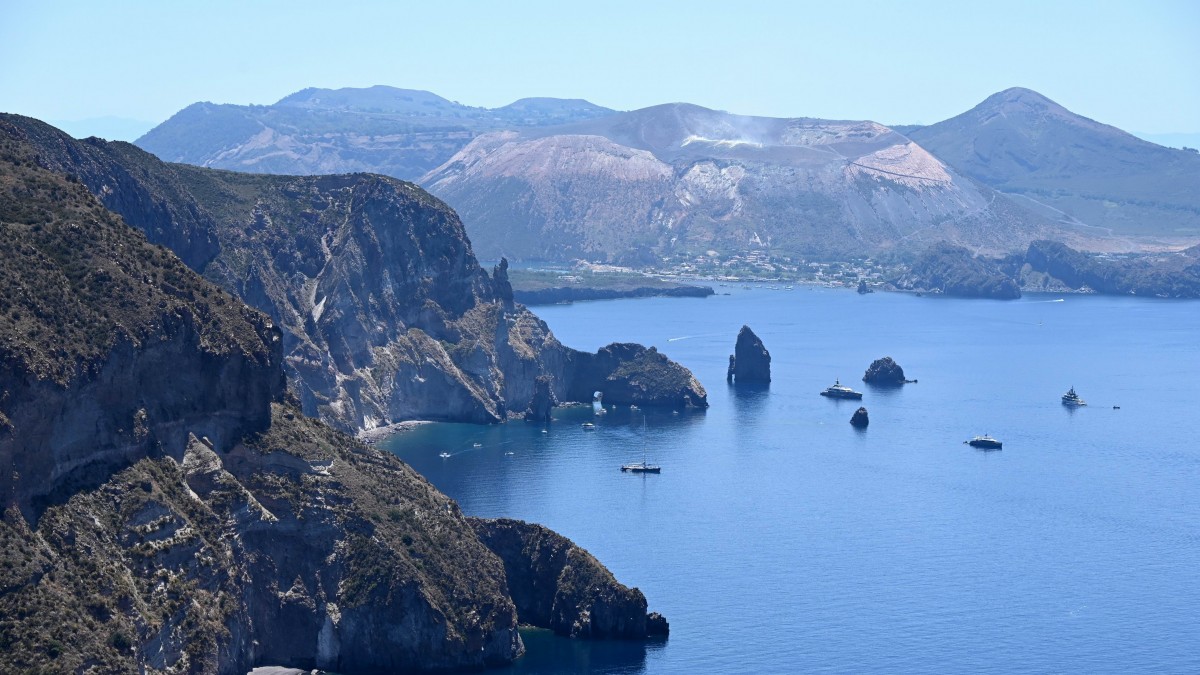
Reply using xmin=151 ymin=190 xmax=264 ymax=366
xmin=422 ymin=103 xmax=1052 ymax=263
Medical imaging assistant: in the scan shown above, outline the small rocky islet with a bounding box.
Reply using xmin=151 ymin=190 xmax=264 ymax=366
xmin=727 ymin=324 xmax=771 ymax=384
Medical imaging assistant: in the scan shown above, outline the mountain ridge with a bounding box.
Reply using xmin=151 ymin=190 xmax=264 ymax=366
xmin=421 ymin=103 xmax=1055 ymax=262
xmin=135 ymin=85 xmax=616 ymax=181
xmin=905 ymin=87 xmax=1200 ymax=238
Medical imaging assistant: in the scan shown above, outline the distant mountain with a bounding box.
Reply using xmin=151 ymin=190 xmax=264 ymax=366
xmin=135 ymin=85 xmax=614 ymax=180
xmin=421 ymin=103 xmax=1053 ymax=263
xmin=905 ymin=88 xmax=1200 ymax=238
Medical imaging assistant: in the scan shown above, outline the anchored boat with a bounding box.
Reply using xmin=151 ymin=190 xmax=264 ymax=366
xmin=965 ymin=435 xmax=1003 ymax=450
xmin=820 ymin=379 xmax=863 ymax=400
xmin=621 ymin=418 xmax=660 ymax=473
xmin=1061 ymin=387 xmax=1087 ymax=407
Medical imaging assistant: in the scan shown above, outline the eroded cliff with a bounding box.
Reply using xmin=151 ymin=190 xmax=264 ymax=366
xmin=0 ymin=129 xmax=662 ymax=673
xmin=3 ymin=114 xmax=706 ymax=433
xmin=470 ymin=518 xmax=669 ymax=639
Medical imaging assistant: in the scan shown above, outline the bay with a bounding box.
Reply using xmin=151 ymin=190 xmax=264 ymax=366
xmin=383 ymin=287 xmax=1200 ymax=673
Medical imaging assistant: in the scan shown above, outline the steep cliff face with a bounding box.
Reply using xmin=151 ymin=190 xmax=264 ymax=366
xmin=0 ymin=408 xmax=523 ymax=674
xmin=0 ymin=126 xmax=283 ymax=517
xmin=470 ymin=518 xmax=668 ymax=639
xmin=727 ymin=325 xmax=771 ymax=384
xmin=0 ymin=128 xmax=660 ymax=673
xmin=3 ymin=115 xmax=706 ymax=432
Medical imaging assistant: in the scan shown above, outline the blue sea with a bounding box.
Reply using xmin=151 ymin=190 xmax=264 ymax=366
xmin=382 ymin=287 xmax=1200 ymax=674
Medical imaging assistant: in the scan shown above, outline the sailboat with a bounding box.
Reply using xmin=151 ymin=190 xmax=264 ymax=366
xmin=621 ymin=417 xmax=661 ymax=473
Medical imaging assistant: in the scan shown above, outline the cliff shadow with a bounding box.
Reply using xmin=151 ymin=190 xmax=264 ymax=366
xmin=729 ymin=381 xmax=771 ymax=418
xmin=508 ymin=627 xmax=660 ymax=674
xmin=863 ymin=382 xmax=906 ymax=399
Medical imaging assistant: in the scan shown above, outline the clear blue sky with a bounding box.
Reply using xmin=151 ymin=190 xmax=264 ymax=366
xmin=2 ymin=0 xmax=1197 ymax=134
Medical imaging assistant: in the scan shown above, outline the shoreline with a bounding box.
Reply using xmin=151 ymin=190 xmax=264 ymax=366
xmin=357 ymin=420 xmax=431 ymax=445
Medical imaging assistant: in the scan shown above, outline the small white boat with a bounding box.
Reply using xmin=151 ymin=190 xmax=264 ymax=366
xmin=473 ymin=442 xmax=483 ymax=448
xmin=581 ymin=422 xmax=596 ymax=430
xmin=439 ymin=452 xmax=452 ymax=458
xmin=621 ymin=418 xmax=660 ymax=473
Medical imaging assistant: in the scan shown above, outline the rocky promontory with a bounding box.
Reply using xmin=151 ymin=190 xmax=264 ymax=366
xmin=5 ymin=114 xmax=707 ymax=433
xmin=470 ymin=518 xmax=668 ymax=639
xmin=891 ymin=243 xmax=1021 ymax=299
xmin=567 ymin=343 xmax=708 ymax=409
xmin=727 ymin=325 xmax=771 ymax=384
xmin=863 ymin=357 xmax=911 ymax=386
xmin=0 ymin=119 xmax=662 ymax=674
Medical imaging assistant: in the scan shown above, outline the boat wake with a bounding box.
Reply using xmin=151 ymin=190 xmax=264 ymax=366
xmin=667 ymin=332 xmax=724 ymax=342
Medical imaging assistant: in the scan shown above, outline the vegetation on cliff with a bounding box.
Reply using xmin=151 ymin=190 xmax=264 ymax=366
xmin=4 ymin=114 xmax=708 ymax=432
xmin=891 ymin=243 xmax=1021 ymax=299
xmin=0 ymin=120 xmax=273 ymax=385
xmin=1012 ymin=240 xmax=1200 ymax=298
xmin=508 ymin=269 xmax=713 ymax=305
xmin=0 ymin=117 xmax=666 ymax=674
xmin=470 ymin=518 xmax=668 ymax=639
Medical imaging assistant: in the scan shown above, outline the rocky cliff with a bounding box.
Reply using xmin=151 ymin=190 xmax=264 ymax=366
xmin=470 ymin=518 xmax=668 ymax=639
xmin=0 ymin=126 xmax=282 ymax=517
xmin=1014 ymin=239 xmax=1200 ymax=298
xmin=727 ymin=325 xmax=771 ymax=384
xmin=891 ymin=243 xmax=1021 ymax=299
xmin=0 ymin=122 xmax=661 ymax=673
xmin=3 ymin=114 xmax=706 ymax=433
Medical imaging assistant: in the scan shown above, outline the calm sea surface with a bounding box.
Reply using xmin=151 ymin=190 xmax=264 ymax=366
xmin=382 ymin=287 xmax=1200 ymax=674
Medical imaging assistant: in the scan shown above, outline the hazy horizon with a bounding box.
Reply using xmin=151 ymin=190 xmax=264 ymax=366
xmin=3 ymin=0 xmax=1197 ymax=138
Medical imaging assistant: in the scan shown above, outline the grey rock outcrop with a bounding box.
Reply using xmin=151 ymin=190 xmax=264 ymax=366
xmin=863 ymin=357 xmax=909 ymax=386
xmin=850 ymin=407 xmax=870 ymax=427
xmin=566 ymin=343 xmax=707 ymax=409
xmin=470 ymin=518 xmax=667 ymax=639
xmin=727 ymin=325 xmax=771 ymax=384
xmin=524 ymin=375 xmax=557 ymax=424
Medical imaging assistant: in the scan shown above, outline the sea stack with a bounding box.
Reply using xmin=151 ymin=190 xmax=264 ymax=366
xmin=863 ymin=356 xmax=909 ymax=386
xmin=850 ymin=407 xmax=869 ymax=427
xmin=727 ymin=325 xmax=771 ymax=384
xmin=524 ymin=374 xmax=557 ymax=424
